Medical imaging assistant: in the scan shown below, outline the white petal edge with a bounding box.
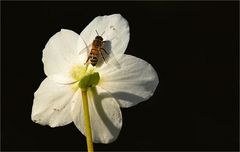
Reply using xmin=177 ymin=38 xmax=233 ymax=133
xmin=78 ymin=14 xmax=130 ymax=60
xmin=42 ymin=29 xmax=84 ymax=76
xmin=31 ymin=77 xmax=75 ymax=127
xmin=71 ymin=87 xmax=122 ymax=144
xmin=98 ymin=54 xmax=159 ymax=108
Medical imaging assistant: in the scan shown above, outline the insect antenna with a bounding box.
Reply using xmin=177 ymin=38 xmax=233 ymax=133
xmin=95 ymin=30 xmax=99 ymax=36
xmin=95 ymin=30 xmax=105 ymax=36
xmin=100 ymin=31 xmax=105 ymax=36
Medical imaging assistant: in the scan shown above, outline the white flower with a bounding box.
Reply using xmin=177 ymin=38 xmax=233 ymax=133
xmin=31 ymin=14 xmax=159 ymax=144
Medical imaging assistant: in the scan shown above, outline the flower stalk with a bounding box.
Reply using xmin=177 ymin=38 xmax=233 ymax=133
xmin=81 ymin=90 xmax=94 ymax=152
xmin=78 ymin=67 xmax=99 ymax=151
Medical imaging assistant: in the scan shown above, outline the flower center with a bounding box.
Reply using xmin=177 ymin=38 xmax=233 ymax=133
xmin=70 ymin=65 xmax=100 ymax=91
xmin=78 ymin=72 xmax=100 ymax=91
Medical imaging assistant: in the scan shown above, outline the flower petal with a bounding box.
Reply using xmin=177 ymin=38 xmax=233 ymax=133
xmin=42 ymin=29 xmax=83 ymax=76
xmin=71 ymin=87 xmax=122 ymax=144
xmin=31 ymin=77 xmax=75 ymax=127
xmin=79 ymin=14 xmax=130 ymax=59
xmin=98 ymin=55 xmax=159 ymax=108
xmin=48 ymin=74 xmax=77 ymax=85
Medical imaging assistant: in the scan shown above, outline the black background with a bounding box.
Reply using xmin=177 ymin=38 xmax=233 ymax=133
xmin=2 ymin=1 xmax=239 ymax=151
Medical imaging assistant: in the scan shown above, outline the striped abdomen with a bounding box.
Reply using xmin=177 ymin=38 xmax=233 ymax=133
xmin=89 ymin=50 xmax=99 ymax=66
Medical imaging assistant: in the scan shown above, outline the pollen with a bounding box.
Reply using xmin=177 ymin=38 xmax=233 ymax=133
xmin=70 ymin=65 xmax=86 ymax=81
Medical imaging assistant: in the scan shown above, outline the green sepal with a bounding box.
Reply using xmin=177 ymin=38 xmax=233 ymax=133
xmin=79 ymin=72 xmax=100 ymax=91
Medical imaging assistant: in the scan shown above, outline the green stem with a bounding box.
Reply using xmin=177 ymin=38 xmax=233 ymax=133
xmin=81 ymin=90 xmax=94 ymax=152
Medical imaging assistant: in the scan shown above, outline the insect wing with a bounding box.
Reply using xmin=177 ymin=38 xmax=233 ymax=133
xmin=78 ymin=44 xmax=91 ymax=57
xmin=102 ymin=41 xmax=121 ymax=69
xmin=107 ymin=52 xmax=121 ymax=69
xmin=78 ymin=36 xmax=91 ymax=56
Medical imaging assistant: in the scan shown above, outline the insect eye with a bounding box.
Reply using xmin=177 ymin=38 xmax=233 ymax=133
xmin=97 ymin=36 xmax=103 ymax=40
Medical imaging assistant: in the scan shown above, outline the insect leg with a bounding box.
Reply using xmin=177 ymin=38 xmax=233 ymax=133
xmin=85 ymin=52 xmax=91 ymax=65
xmin=100 ymin=51 xmax=106 ymax=61
xmin=85 ymin=57 xmax=89 ymax=64
xmin=101 ymin=48 xmax=109 ymax=55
